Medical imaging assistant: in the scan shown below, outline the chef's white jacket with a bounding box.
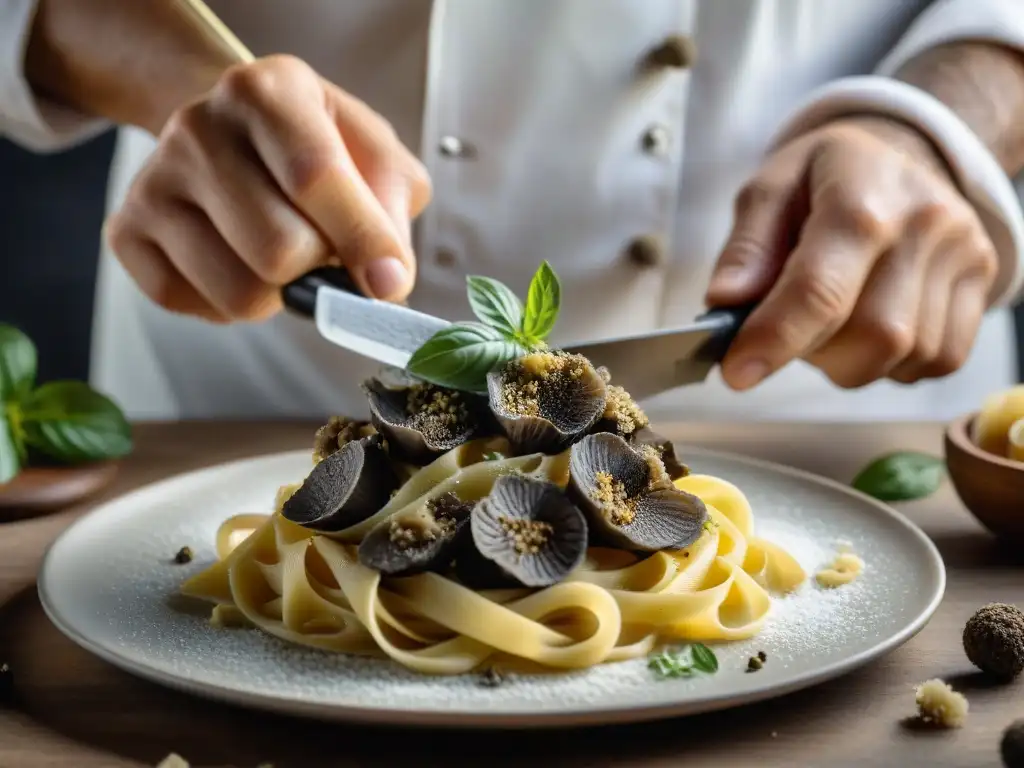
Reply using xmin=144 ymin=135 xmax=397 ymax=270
xmin=2 ymin=0 xmax=1023 ymax=421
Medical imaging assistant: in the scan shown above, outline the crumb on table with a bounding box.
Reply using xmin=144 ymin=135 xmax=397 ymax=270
xmin=914 ymin=678 xmax=968 ymax=728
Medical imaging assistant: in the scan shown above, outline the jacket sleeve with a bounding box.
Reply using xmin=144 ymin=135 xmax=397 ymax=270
xmin=768 ymin=0 xmax=1024 ymax=308
xmin=0 ymin=0 xmax=109 ymax=153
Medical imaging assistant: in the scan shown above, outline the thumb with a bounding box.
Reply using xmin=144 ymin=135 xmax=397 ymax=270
xmin=705 ymin=178 xmax=803 ymax=307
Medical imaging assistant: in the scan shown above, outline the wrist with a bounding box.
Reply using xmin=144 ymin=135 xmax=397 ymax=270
xmin=23 ymin=0 xmax=235 ymax=135
xmin=823 ymin=114 xmax=955 ymax=181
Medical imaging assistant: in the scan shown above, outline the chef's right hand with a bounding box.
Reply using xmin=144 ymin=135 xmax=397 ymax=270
xmin=105 ymin=55 xmax=431 ymax=322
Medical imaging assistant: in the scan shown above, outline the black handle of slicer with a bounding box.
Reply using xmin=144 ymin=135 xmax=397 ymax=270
xmin=281 ymin=267 xmax=364 ymax=318
xmin=692 ymin=301 xmax=759 ymax=364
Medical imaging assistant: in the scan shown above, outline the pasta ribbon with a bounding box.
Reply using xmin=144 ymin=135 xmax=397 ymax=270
xmin=181 ymin=443 xmax=807 ymax=674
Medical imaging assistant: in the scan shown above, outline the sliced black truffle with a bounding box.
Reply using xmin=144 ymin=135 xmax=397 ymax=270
xmin=282 ymin=434 xmax=399 ymax=533
xmin=629 ymin=426 xmax=689 ymax=481
xmin=364 ymin=377 xmax=482 ymax=465
xmin=466 ymin=474 xmax=588 ymax=588
xmin=568 ymin=432 xmax=706 ymax=551
xmin=312 ymin=416 xmax=375 ymax=463
xmin=358 ymin=492 xmax=474 ymax=576
xmin=486 ymin=352 xmax=606 ymax=455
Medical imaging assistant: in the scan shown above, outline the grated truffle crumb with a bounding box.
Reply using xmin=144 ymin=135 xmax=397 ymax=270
xmin=636 ymin=444 xmax=670 ymax=489
xmin=498 ymin=352 xmax=590 ymax=420
xmin=963 ymin=603 xmax=1024 ymax=681
xmin=914 ymin=679 xmax=968 ymax=728
xmin=1002 ymin=719 xmax=1024 ymax=768
xmin=601 ymin=385 xmax=649 ymax=436
xmin=499 ymin=516 xmax=554 ymax=556
xmin=387 ymin=492 xmax=468 ymax=549
xmin=404 ymin=384 xmax=473 ymax=446
xmin=313 ymin=416 xmax=374 ymax=463
xmin=592 ymin=471 xmax=635 ymax=526
xmin=172 ymin=546 xmax=193 ymax=565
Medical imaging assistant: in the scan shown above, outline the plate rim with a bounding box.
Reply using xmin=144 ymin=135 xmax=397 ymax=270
xmin=36 ymin=445 xmax=946 ymax=729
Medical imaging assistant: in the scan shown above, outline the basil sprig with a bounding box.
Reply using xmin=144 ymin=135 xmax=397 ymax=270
xmin=648 ymin=643 xmax=719 ymax=679
xmin=407 ymin=261 xmax=562 ymax=392
xmin=0 ymin=324 xmax=132 ymax=484
xmin=851 ymin=451 xmax=945 ymax=502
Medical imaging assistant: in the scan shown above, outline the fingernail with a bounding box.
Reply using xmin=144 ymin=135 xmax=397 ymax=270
xmin=728 ymin=359 xmax=770 ymax=390
xmin=363 ymin=257 xmax=409 ymax=300
xmin=709 ymin=266 xmax=749 ymax=296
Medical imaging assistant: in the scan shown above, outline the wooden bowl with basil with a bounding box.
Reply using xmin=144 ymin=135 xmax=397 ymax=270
xmin=0 ymin=325 xmax=131 ymax=515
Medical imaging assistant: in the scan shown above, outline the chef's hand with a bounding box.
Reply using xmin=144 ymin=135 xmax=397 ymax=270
xmin=105 ymin=55 xmax=430 ymax=322
xmin=705 ymin=115 xmax=998 ymax=390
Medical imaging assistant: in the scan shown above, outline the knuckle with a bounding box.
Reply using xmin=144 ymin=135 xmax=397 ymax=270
xmin=967 ymin=233 xmax=999 ymax=281
xmin=925 ymin=347 xmax=968 ymax=378
xmin=221 ymin=282 xmax=273 ymax=320
xmin=280 ymin=146 xmax=339 ymax=199
xmin=160 ymin=104 xmax=206 ymax=148
xmin=219 ymin=63 xmax=277 ymax=105
xmin=856 ymin=316 xmax=916 ymax=361
xmin=218 ymin=55 xmax=313 ymax=107
xmin=830 ymin=201 xmax=888 ymax=243
xmin=907 ymin=199 xmax=957 ymax=234
xmin=250 ymin=227 xmax=312 ymax=283
xmin=790 ymin=268 xmax=851 ymax=324
xmin=733 ymin=179 xmax=778 ymax=216
xmin=132 ymin=261 xmax=179 ymax=312
xmin=103 ymin=214 xmax=132 ymax=254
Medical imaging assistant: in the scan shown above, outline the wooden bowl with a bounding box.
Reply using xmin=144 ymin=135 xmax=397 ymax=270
xmin=0 ymin=461 xmax=120 ymax=520
xmin=944 ymin=411 xmax=1024 ymax=538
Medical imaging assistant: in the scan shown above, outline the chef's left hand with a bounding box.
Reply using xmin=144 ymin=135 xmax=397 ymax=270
xmin=705 ymin=115 xmax=999 ymax=391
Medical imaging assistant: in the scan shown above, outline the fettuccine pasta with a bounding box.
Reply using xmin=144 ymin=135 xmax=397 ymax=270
xmin=182 ymin=439 xmax=806 ymax=675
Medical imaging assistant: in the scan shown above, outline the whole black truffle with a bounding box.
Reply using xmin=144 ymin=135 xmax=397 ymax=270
xmin=963 ymin=603 xmax=1024 ymax=681
xmin=1002 ymin=720 xmax=1024 ymax=768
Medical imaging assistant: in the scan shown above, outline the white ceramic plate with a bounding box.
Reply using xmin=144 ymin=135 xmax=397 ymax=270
xmin=38 ymin=447 xmax=945 ymax=728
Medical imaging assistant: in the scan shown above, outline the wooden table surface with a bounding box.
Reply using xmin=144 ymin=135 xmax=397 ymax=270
xmin=1 ymin=421 xmax=1021 ymax=768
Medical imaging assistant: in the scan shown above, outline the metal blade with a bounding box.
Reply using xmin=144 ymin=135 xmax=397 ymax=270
xmin=312 ymin=284 xmax=743 ymax=402
xmin=562 ymin=314 xmax=734 ymax=402
xmin=313 ymin=284 xmax=450 ymax=370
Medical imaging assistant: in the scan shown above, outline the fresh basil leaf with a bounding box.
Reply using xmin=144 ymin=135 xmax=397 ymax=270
xmin=521 ymin=261 xmax=561 ymax=341
xmin=852 ymin=451 xmax=945 ymax=502
xmin=19 ymin=381 xmax=133 ymax=463
xmin=407 ymin=323 xmax=525 ymax=393
xmin=690 ymin=643 xmax=719 ymax=674
xmin=0 ymin=408 xmax=19 ymax=484
xmin=466 ymin=275 xmax=524 ymax=338
xmin=0 ymin=324 xmax=37 ymax=402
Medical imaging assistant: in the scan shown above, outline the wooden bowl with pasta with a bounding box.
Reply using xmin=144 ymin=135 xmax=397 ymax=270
xmin=944 ymin=411 xmax=1024 ymax=540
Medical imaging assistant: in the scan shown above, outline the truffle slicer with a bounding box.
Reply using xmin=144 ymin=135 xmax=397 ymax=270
xmin=281 ymin=268 xmax=755 ymax=402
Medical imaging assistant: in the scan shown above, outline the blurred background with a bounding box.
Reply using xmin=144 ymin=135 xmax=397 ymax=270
xmin=3 ymin=133 xmax=1024 ymax=386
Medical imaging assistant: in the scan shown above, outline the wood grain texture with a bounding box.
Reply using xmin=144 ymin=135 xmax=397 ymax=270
xmin=0 ymin=421 xmax=1022 ymax=768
